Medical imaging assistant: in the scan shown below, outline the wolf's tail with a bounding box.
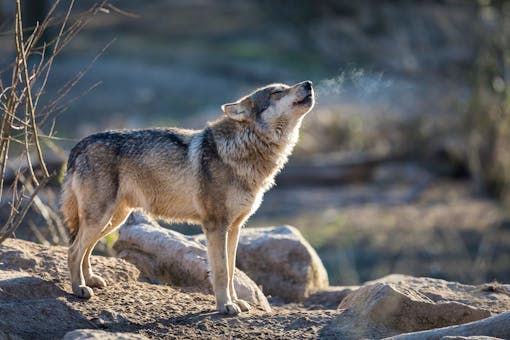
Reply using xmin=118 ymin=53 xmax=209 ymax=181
xmin=61 ymin=173 xmax=79 ymax=244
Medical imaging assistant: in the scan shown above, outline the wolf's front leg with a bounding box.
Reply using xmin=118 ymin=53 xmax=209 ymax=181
xmin=204 ymin=226 xmax=241 ymax=315
xmin=227 ymin=222 xmax=251 ymax=312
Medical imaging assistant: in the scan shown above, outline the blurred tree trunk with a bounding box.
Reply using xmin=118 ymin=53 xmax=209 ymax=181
xmin=467 ymin=0 xmax=510 ymax=205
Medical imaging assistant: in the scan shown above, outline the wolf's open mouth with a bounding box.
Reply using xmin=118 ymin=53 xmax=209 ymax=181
xmin=294 ymin=94 xmax=312 ymax=105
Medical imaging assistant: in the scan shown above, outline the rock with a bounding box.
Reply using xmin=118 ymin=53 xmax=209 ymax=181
xmin=441 ymin=337 xmax=504 ymax=340
xmin=63 ymin=329 xmax=149 ymax=340
xmin=114 ymin=214 xmax=271 ymax=312
xmin=383 ymin=311 xmax=510 ymax=340
xmin=339 ymin=275 xmax=510 ymax=334
xmin=91 ymin=309 xmax=130 ymax=327
xmin=235 ymin=225 xmax=329 ymax=302
xmin=369 ymin=275 xmax=510 ymax=314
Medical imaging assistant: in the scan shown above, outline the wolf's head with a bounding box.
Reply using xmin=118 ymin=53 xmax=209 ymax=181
xmin=221 ymin=81 xmax=315 ymax=142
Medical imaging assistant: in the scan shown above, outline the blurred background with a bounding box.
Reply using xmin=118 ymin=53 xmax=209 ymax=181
xmin=1 ymin=0 xmax=510 ymax=286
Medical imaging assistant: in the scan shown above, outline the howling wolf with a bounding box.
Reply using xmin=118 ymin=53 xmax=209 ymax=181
xmin=61 ymin=81 xmax=315 ymax=315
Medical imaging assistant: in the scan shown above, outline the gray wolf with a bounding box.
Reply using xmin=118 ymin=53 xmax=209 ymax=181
xmin=61 ymin=81 xmax=315 ymax=315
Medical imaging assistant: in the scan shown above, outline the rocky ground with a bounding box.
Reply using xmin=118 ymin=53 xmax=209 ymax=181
xmin=0 ymin=238 xmax=339 ymax=339
xmin=1 ymin=232 xmax=510 ymax=339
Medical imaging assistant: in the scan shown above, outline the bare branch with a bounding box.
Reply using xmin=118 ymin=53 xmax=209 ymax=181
xmin=15 ymin=0 xmax=49 ymax=178
xmin=0 ymin=1 xmax=111 ymax=244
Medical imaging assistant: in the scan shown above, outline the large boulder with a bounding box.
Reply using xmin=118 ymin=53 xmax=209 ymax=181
xmin=114 ymin=214 xmax=271 ymax=312
xmin=338 ymin=275 xmax=510 ymax=334
xmin=235 ymin=225 xmax=329 ymax=302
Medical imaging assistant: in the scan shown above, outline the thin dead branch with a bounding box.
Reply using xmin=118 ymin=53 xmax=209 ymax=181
xmin=15 ymin=0 xmax=49 ymax=178
xmin=0 ymin=1 xmax=111 ymax=245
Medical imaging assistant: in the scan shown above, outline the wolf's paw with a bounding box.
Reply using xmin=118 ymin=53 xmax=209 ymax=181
xmin=73 ymin=284 xmax=94 ymax=299
xmin=218 ymin=303 xmax=241 ymax=316
xmin=85 ymin=274 xmax=107 ymax=289
xmin=233 ymin=299 xmax=251 ymax=312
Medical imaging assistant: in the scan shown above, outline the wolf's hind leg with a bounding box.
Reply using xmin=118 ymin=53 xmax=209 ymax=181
xmin=82 ymin=238 xmax=107 ymax=289
xmin=83 ymin=205 xmax=131 ymax=289
xmin=69 ymin=222 xmax=103 ymax=299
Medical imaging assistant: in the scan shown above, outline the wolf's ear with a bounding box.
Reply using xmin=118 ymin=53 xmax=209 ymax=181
xmin=221 ymin=97 xmax=253 ymax=121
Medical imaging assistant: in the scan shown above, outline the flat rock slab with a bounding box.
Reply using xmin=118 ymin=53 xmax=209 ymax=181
xmin=384 ymin=311 xmax=510 ymax=339
xmin=440 ymin=337 xmax=504 ymax=340
xmin=63 ymin=329 xmax=149 ymax=340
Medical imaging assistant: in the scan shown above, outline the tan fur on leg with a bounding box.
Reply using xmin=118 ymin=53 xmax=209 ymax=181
xmin=227 ymin=222 xmax=251 ymax=312
xmin=69 ymin=225 xmax=102 ymax=299
xmin=204 ymin=226 xmax=240 ymax=315
xmin=82 ymin=204 xmax=131 ymax=289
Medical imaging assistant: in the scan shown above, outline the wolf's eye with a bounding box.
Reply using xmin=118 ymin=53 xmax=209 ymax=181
xmin=271 ymin=91 xmax=285 ymax=100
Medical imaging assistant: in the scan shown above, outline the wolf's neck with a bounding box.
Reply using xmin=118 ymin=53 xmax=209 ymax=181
xmin=212 ymin=119 xmax=297 ymax=191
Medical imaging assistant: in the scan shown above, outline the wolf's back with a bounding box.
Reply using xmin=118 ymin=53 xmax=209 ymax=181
xmin=60 ymin=128 xmax=194 ymax=244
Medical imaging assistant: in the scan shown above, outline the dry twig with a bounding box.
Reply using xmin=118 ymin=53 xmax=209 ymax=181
xmin=0 ymin=1 xmax=110 ymax=244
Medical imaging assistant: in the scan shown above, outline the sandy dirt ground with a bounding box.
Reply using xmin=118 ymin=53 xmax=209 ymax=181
xmin=0 ymin=238 xmax=350 ymax=340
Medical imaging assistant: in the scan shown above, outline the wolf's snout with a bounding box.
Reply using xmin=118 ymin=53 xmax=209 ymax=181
xmin=298 ymin=81 xmax=313 ymax=99
xmin=302 ymin=80 xmax=312 ymax=91
xmin=294 ymin=80 xmax=313 ymax=92
xmin=292 ymin=81 xmax=315 ymax=110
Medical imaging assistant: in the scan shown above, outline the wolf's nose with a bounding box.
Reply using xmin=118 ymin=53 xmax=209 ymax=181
xmin=303 ymin=80 xmax=312 ymax=90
